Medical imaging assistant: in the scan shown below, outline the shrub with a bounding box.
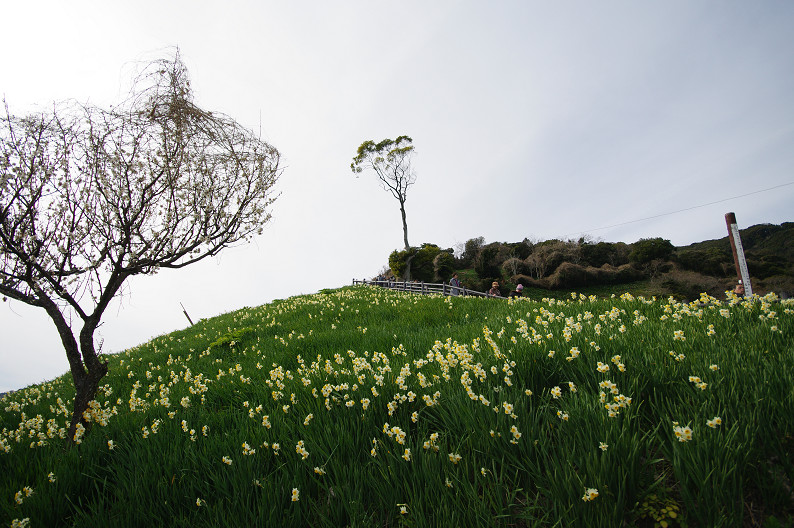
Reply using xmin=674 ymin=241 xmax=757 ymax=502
xmin=433 ymin=251 xmax=456 ymax=282
xmin=654 ymin=270 xmax=728 ymax=301
xmin=388 ymin=248 xmax=412 ymax=279
xmin=547 ymin=262 xmax=590 ymax=289
xmin=602 ymin=264 xmax=644 ymax=284
xmin=747 ymin=254 xmax=790 ymax=279
xmin=511 ymin=274 xmax=549 ymax=290
xmin=676 ymin=248 xmax=731 ymax=277
xmin=524 ymin=240 xmax=578 ymax=279
xmin=629 ymin=237 xmax=675 ymax=265
xmin=478 ymin=277 xmax=503 ymax=293
xmin=411 ymin=244 xmax=443 ymax=282
xmin=508 ymin=241 xmax=533 ymax=260
xmin=502 ymin=257 xmax=528 ymax=277
xmin=474 ymin=243 xmax=501 ymax=280
xmin=459 ymin=236 xmax=485 ymax=267
xmin=390 ymin=244 xmax=443 ymax=282
xmin=581 ymin=241 xmax=619 ymax=267
xmin=755 ymin=275 xmax=794 ymax=298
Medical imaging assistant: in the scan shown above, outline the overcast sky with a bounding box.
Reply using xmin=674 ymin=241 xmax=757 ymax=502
xmin=2 ymin=1 xmax=793 ymax=392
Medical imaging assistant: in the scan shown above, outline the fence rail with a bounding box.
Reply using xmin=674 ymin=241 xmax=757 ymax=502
xmin=352 ymin=279 xmax=506 ymax=299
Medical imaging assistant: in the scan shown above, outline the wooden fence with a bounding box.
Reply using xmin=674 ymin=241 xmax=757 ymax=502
xmin=352 ymin=279 xmax=506 ymax=299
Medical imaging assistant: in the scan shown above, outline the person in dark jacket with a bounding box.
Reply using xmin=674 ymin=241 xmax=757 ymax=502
xmin=508 ymin=284 xmax=524 ymax=298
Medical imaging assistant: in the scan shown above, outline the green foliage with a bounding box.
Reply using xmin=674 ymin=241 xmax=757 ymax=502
xmin=388 ymin=248 xmax=411 ymax=278
xmin=581 ymin=242 xmax=620 ymax=268
xmin=459 ymin=237 xmax=485 ymax=267
xmin=507 ymin=241 xmax=533 ymax=260
xmin=502 ymin=257 xmax=529 ymax=277
xmin=389 ymin=244 xmax=442 ymax=282
xmin=350 ymin=136 xmax=414 ymax=174
xmin=629 ymin=238 xmax=675 ymax=265
xmin=208 ymin=327 xmax=256 ymax=357
xmin=676 ymin=248 xmax=731 ymax=277
xmin=524 ymin=240 xmax=576 ymax=279
xmin=433 ymin=251 xmax=456 ymax=282
xmin=635 ymin=492 xmax=687 ymax=528
xmin=748 ymin=254 xmax=790 ymax=279
xmin=765 ymin=515 xmax=794 ymax=528
xmin=412 ymin=244 xmax=443 ymax=282
xmin=382 ymin=221 xmax=791 ymax=299
xmin=351 ymin=135 xmax=416 ymax=253
xmin=547 ymin=262 xmax=590 ymax=289
xmin=474 ymin=243 xmax=501 ymax=282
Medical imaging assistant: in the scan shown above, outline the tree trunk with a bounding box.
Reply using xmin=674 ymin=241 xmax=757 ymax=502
xmin=399 ymin=200 xmax=409 ymax=252
xmin=69 ymin=321 xmax=109 ymax=441
xmin=40 ymin=299 xmax=108 ymax=445
xmin=404 ymin=253 xmax=415 ymax=282
xmin=399 ymin=199 xmax=412 ymax=281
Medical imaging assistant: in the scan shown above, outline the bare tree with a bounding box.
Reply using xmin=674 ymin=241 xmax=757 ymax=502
xmin=0 ymin=54 xmax=280 ymax=443
xmin=351 ymin=136 xmax=416 ymax=278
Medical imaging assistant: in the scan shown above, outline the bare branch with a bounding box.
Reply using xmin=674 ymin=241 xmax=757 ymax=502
xmin=0 ymin=53 xmax=281 ymax=443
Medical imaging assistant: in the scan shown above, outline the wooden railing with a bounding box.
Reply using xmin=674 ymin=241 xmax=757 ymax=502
xmin=352 ymin=279 xmax=506 ymax=299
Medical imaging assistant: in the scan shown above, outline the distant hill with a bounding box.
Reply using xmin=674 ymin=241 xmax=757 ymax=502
xmin=674 ymin=222 xmax=794 ymax=298
xmin=384 ymin=222 xmax=793 ymax=301
xmin=683 ymin=222 xmax=794 ymax=260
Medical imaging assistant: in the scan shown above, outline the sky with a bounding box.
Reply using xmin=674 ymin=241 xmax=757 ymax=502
xmin=1 ymin=1 xmax=793 ymax=392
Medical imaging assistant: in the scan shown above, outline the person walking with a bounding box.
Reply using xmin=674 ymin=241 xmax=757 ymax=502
xmin=450 ymin=273 xmax=461 ymax=296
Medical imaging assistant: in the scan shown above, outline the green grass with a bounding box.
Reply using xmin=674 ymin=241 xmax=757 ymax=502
xmin=2 ymin=286 xmax=793 ymax=527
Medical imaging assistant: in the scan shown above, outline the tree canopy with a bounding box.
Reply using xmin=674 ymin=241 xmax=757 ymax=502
xmin=0 ymin=54 xmax=281 ymax=441
xmin=351 ymin=135 xmax=416 ymax=251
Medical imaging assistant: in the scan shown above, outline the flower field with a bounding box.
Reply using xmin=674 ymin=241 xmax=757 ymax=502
xmin=2 ymin=286 xmax=793 ymax=527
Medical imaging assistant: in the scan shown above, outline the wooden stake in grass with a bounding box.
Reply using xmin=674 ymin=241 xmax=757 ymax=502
xmin=180 ymin=302 xmax=194 ymax=326
xmin=725 ymin=212 xmax=753 ymax=296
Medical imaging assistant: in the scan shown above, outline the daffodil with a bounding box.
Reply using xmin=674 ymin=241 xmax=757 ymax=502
xmin=582 ymin=488 xmax=599 ymax=501
xmin=673 ymin=425 xmax=693 ymax=442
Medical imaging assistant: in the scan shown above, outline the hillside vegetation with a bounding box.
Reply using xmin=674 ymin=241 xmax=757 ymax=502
xmin=386 ymin=222 xmax=794 ymax=301
xmin=2 ymin=286 xmax=793 ymax=527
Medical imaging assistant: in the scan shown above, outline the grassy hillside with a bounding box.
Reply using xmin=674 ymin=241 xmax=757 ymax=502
xmin=2 ymin=286 xmax=793 ymax=527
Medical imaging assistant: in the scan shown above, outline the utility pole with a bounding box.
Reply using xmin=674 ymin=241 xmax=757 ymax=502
xmin=725 ymin=212 xmax=753 ymax=296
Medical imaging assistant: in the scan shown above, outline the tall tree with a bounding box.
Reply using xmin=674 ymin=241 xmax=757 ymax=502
xmin=351 ymin=136 xmax=416 ymax=278
xmin=0 ymin=54 xmax=281 ymax=443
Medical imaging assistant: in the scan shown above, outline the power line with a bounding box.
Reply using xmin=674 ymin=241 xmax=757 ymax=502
xmin=558 ymin=180 xmax=794 ymax=239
